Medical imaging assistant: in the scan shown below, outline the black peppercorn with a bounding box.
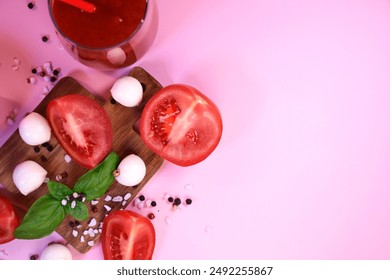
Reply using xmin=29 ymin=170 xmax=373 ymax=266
xmin=173 ymin=198 xmax=181 ymax=206
xmin=151 ymin=201 xmax=157 ymax=207
xmin=27 ymin=2 xmax=35 ymax=9
xmin=139 ymin=195 xmax=145 ymax=201
xmin=168 ymin=197 xmax=173 ymax=203
xmin=41 ymin=35 xmax=49 ymax=42
xmin=186 ymin=198 xmax=192 ymax=205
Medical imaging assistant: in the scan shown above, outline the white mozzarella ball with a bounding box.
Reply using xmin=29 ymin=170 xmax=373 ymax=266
xmin=110 ymin=76 xmax=143 ymax=107
xmin=19 ymin=112 xmax=51 ymax=145
xmin=115 ymin=154 xmax=146 ymax=187
xmin=40 ymin=244 xmax=72 ymax=260
xmin=107 ymin=47 xmax=126 ymax=65
xmin=12 ymin=161 xmax=47 ymax=196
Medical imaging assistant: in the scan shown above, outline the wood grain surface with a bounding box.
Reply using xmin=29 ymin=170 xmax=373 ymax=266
xmin=0 ymin=67 xmax=164 ymax=253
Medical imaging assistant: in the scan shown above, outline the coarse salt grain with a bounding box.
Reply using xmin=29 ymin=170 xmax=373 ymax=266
xmin=12 ymin=65 xmax=19 ymax=71
xmin=133 ymin=198 xmax=141 ymax=206
xmin=13 ymin=57 xmax=21 ymax=65
xmin=72 ymin=230 xmax=78 ymax=237
xmin=137 ymin=201 xmax=144 ymax=210
xmin=43 ymin=62 xmax=53 ymax=74
xmin=27 ymin=76 xmax=37 ymax=84
xmin=91 ymin=200 xmax=99 ymax=205
xmin=64 ymin=154 xmax=72 ymax=163
xmin=61 ymin=199 xmax=67 ymax=206
xmin=184 ymin=183 xmax=193 ymax=190
xmin=103 ymin=205 xmax=111 ymax=211
xmin=205 ymin=225 xmax=213 ymax=233
xmin=83 ymin=230 xmax=88 ymax=235
xmin=98 ymin=229 xmax=102 ymax=233
xmin=112 ymin=196 xmax=123 ymax=202
xmin=87 ymin=241 xmax=94 ymax=247
xmin=104 ymin=195 xmax=112 ymax=202
xmin=124 ymin=193 xmax=131 ymax=200
xmin=122 ymin=201 xmax=126 ymax=206
xmin=165 ymin=217 xmax=171 ymax=225
xmin=145 ymin=200 xmax=152 ymax=207
xmin=163 ymin=193 xmax=171 ymax=199
xmin=93 ymin=229 xmax=98 ymax=234
xmin=88 ymin=218 xmax=97 ymax=227
xmin=80 ymin=236 xmax=85 ymax=242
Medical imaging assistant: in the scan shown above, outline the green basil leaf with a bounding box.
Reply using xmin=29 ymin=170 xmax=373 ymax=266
xmin=47 ymin=181 xmax=73 ymax=200
xmin=65 ymin=200 xmax=88 ymax=221
xmin=73 ymin=152 xmax=119 ymax=201
xmin=14 ymin=195 xmax=66 ymax=239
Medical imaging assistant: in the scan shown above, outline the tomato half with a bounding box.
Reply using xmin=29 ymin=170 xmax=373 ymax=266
xmin=0 ymin=195 xmax=20 ymax=244
xmin=46 ymin=94 xmax=112 ymax=169
xmin=102 ymin=210 xmax=155 ymax=260
xmin=140 ymin=84 xmax=223 ymax=166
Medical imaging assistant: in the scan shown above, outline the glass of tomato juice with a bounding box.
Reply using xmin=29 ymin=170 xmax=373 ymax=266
xmin=48 ymin=0 xmax=158 ymax=70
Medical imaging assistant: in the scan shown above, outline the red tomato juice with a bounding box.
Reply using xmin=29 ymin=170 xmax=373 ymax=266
xmin=49 ymin=0 xmax=157 ymax=69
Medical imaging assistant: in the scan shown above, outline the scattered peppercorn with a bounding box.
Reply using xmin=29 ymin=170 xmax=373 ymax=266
xmin=30 ymin=254 xmax=39 ymax=260
xmin=168 ymin=197 xmax=173 ymax=203
xmin=50 ymin=76 xmax=57 ymax=83
xmin=91 ymin=205 xmax=98 ymax=213
xmin=33 ymin=146 xmax=40 ymax=153
xmin=27 ymin=2 xmax=35 ymax=9
xmin=75 ymin=220 xmax=81 ymax=227
xmin=46 ymin=144 xmax=54 ymax=152
xmin=110 ymin=98 xmax=117 ymax=104
xmin=40 ymin=155 xmax=47 ymax=162
xmin=139 ymin=195 xmax=145 ymax=201
xmin=42 ymin=142 xmax=49 ymax=147
xmin=53 ymin=68 xmax=60 ymax=76
xmin=186 ymin=198 xmax=192 ymax=205
xmin=68 ymin=221 xmax=75 ymax=228
xmin=41 ymin=35 xmax=49 ymax=43
xmin=151 ymin=201 xmax=157 ymax=207
xmin=31 ymin=68 xmax=37 ymax=74
xmin=173 ymin=198 xmax=181 ymax=206
xmin=147 ymin=213 xmax=155 ymax=220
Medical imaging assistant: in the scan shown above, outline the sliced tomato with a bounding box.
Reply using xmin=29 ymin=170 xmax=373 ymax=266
xmin=0 ymin=195 xmax=20 ymax=244
xmin=102 ymin=210 xmax=155 ymax=260
xmin=46 ymin=94 xmax=112 ymax=169
xmin=140 ymin=84 xmax=223 ymax=166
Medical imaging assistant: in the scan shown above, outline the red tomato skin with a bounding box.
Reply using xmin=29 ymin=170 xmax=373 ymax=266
xmin=140 ymin=84 xmax=223 ymax=166
xmin=0 ymin=195 xmax=20 ymax=244
xmin=46 ymin=94 xmax=113 ymax=169
xmin=102 ymin=210 xmax=156 ymax=260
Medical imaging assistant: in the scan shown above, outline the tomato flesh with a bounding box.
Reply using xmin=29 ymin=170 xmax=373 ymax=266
xmin=102 ymin=210 xmax=155 ymax=260
xmin=140 ymin=84 xmax=223 ymax=166
xmin=0 ymin=195 xmax=20 ymax=244
xmin=46 ymin=94 xmax=112 ymax=169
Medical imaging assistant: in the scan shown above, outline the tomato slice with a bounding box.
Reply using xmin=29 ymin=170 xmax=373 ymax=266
xmin=0 ymin=195 xmax=20 ymax=244
xmin=140 ymin=84 xmax=223 ymax=166
xmin=46 ymin=94 xmax=112 ymax=169
xmin=102 ymin=210 xmax=155 ymax=260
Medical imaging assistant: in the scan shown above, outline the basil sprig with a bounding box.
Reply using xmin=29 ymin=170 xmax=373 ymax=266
xmin=74 ymin=152 xmax=119 ymax=201
xmin=14 ymin=152 xmax=119 ymax=240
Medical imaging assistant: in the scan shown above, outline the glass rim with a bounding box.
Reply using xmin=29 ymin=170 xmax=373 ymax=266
xmin=47 ymin=0 xmax=150 ymax=51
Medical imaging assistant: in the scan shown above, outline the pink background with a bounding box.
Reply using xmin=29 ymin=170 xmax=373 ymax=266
xmin=1 ymin=0 xmax=390 ymax=259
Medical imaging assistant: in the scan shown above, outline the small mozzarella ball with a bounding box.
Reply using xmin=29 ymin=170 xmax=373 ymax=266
xmin=107 ymin=47 xmax=126 ymax=65
xmin=110 ymin=76 xmax=143 ymax=107
xmin=40 ymin=244 xmax=72 ymax=260
xmin=12 ymin=161 xmax=47 ymax=196
xmin=19 ymin=112 xmax=51 ymax=145
xmin=115 ymin=154 xmax=146 ymax=187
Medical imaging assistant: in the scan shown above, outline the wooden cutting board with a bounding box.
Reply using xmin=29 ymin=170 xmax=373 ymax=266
xmin=0 ymin=67 xmax=164 ymax=253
